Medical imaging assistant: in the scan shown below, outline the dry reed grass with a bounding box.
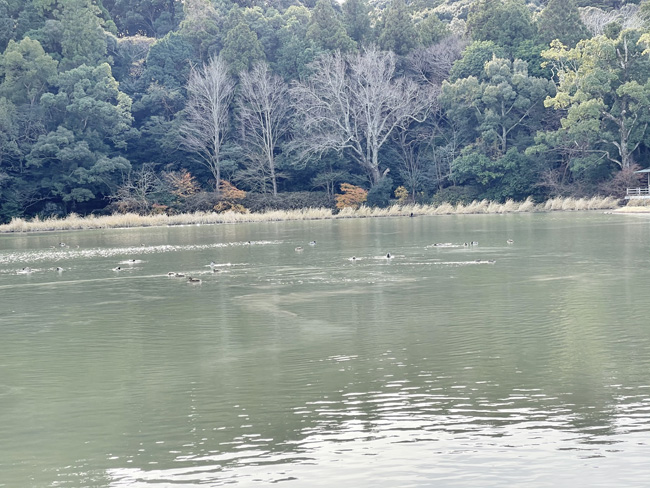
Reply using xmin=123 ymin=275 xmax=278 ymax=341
xmin=0 ymin=196 xmax=621 ymax=233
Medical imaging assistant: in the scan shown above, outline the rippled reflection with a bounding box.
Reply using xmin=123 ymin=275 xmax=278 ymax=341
xmin=2 ymin=213 xmax=650 ymax=487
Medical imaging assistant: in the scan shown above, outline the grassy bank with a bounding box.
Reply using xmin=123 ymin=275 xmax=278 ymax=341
xmin=0 ymin=196 xmax=621 ymax=233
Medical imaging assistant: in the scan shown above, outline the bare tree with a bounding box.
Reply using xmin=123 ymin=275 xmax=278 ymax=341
xmin=110 ymin=163 xmax=163 ymax=213
xmin=291 ymin=46 xmax=433 ymax=186
xmin=407 ymin=35 xmax=467 ymax=87
xmin=179 ymin=55 xmax=235 ymax=195
xmin=238 ymin=63 xmax=290 ymax=196
xmin=580 ymin=5 xmax=642 ymax=36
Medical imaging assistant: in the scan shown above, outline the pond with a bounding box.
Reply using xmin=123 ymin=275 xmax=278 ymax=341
xmin=1 ymin=212 xmax=650 ymax=487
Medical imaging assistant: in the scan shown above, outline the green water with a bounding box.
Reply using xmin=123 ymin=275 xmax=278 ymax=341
xmin=1 ymin=212 xmax=650 ymax=487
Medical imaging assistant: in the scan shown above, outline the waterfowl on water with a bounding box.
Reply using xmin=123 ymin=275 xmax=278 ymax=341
xmin=309 ymin=241 xmax=317 ymax=246
xmin=350 ymin=256 xmax=357 ymax=261
xmin=187 ymin=277 xmax=202 ymax=283
xmin=112 ymin=266 xmax=121 ymax=271
xmin=295 ymin=246 xmax=303 ymax=252
xmin=471 ymin=241 xmax=479 ymax=246
xmin=56 ymin=267 xmax=64 ymax=272
xmin=18 ymin=267 xmax=33 ymax=274
xmin=386 ymin=253 xmax=392 ymax=259
xmin=167 ymin=272 xmax=185 ymax=277
xmin=507 ymin=239 xmax=514 ymax=244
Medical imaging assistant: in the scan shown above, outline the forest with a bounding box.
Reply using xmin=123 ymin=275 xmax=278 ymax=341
xmin=1 ymin=0 xmax=650 ymax=222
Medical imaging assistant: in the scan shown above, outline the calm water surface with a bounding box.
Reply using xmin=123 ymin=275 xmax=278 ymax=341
xmin=1 ymin=212 xmax=650 ymax=487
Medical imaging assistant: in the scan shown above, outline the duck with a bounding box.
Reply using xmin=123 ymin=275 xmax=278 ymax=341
xmin=386 ymin=253 xmax=392 ymax=259
xmin=18 ymin=267 xmax=33 ymax=274
xmin=506 ymin=239 xmax=514 ymax=244
xmin=349 ymin=256 xmax=357 ymax=261
xmin=187 ymin=277 xmax=202 ymax=284
xmin=295 ymin=246 xmax=303 ymax=252
xmin=167 ymin=271 xmax=177 ymax=276
xmin=56 ymin=267 xmax=64 ymax=272
xmin=471 ymin=241 xmax=479 ymax=246
xmin=112 ymin=266 xmax=121 ymax=271
xmin=309 ymin=240 xmax=317 ymax=246
xmin=212 ymin=268 xmax=221 ymax=273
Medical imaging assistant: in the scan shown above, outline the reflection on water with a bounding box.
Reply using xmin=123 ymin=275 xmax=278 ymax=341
xmin=1 ymin=213 xmax=650 ymax=487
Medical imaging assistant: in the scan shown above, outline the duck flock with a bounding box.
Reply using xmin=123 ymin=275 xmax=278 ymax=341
xmin=10 ymin=237 xmax=515 ymax=283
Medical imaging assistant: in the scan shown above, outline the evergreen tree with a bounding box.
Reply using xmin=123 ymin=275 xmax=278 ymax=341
xmin=221 ymin=19 xmax=265 ymax=75
xmin=378 ymin=0 xmax=418 ymax=56
xmin=0 ymin=37 xmax=58 ymax=106
xmin=466 ymin=0 xmax=537 ymax=55
xmin=307 ymin=0 xmax=356 ymax=53
xmin=57 ymin=0 xmax=108 ymax=70
xmin=342 ymin=0 xmax=372 ymax=45
xmin=536 ymin=0 xmax=590 ymax=47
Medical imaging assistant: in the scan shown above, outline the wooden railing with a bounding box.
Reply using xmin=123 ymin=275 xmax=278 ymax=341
xmin=626 ymin=188 xmax=650 ymax=196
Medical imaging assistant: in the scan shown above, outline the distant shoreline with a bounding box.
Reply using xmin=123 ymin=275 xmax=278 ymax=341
xmin=0 ymin=196 xmax=624 ymax=234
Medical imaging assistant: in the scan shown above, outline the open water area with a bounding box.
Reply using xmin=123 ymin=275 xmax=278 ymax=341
xmin=1 ymin=212 xmax=650 ymax=487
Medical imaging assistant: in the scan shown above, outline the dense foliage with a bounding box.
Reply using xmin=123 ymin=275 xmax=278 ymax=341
xmin=1 ymin=0 xmax=649 ymax=222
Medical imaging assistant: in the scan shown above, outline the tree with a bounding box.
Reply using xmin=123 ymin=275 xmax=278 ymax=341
xmin=448 ymin=40 xmax=506 ymax=82
xmin=0 ymin=37 xmax=58 ymax=106
xmin=466 ymin=0 xmax=537 ymax=55
xmin=274 ymin=7 xmax=318 ymax=80
xmin=440 ymin=57 xmax=555 ymax=157
xmin=292 ymin=47 xmax=431 ymax=186
xmin=540 ymin=31 xmax=650 ymax=170
xmin=26 ymin=127 xmax=131 ymax=208
xmin=451 ymin=147 xmax=538 ymax=201
xmin=535 ymin=0 xmax=590 ymax=47
xmin=415 ymin=10 xmax=449 ymax=48
xmin=335 ymin=182 xmax=366 ymax=209
xmin=102 ymin=0 xmax=183 ymax=37
xmin=179 ymin=55 xmax=235 ymax=194
xmin=408 ymin=35 xmax=467 ymax=87
xmin=238 ymin=62 xmax=290 ymax=196
xmin=40 ymin=63 xmax=134 ymax=149
xmin=342 ymin=0 xmax=371 ymax=45
xmin=307 ymin=0 xmax=356 ymax=53
xmin=57 ymin=0 xmax=109 ymax=70
xmin=378 ymin=0 xmax=418 ymax=56
xmin=221 ymin=18 xmax=265 ymax=75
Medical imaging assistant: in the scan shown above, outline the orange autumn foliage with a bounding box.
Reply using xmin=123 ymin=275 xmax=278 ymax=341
xmin=165 ymin=169 xmax=200 ymax=198
xmin=335 ymin=183 xmax=367 ymax=209
xmin=218 ymin=180 xmax=246 ymax=200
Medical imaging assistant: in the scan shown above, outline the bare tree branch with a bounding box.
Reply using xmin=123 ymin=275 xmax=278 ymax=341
xmin=291 ymin=46 xmax=435 ymax=186
xmin=238 ymin=63 xmax=291 ymax=196
xmin=179 ymin=55 xmax=235 ymax=194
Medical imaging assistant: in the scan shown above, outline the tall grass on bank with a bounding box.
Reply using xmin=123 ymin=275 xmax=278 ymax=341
xmin=0 ymin=196 xmax=621 ymax=233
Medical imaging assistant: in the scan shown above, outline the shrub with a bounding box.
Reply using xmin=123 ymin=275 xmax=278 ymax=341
xmin=242 ymin=191 xmax=335 ymax=213
xmin=394 ymin=186 xmax=409 ymax=203
xmin=431 ymin=186 xmax=480 ymax=205
xmin=335 ymin=184 xmax=368 ymax=210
